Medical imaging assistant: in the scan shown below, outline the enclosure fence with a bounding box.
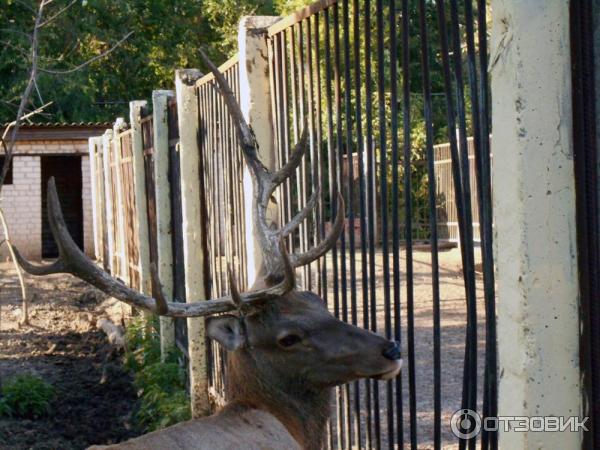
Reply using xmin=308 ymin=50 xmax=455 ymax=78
xmin=88 ymin=0 xmax=496 ymax=448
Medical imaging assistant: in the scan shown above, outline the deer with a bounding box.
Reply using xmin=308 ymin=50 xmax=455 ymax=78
xmin=11 ymin=50 xmax=402 ymax=450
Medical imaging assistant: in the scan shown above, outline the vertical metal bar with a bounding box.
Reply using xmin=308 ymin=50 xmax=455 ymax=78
xmin=297 ymin=21 xmax=311 ymax=290
xmin=306 ymin=17 xmax=319 ymax=294
xmin=282 ymin=31 xmax=293 ymax=250
xmin=449 ymin=2 xmax=480 ymax=445
xmin=474 ymin=1 xmax=498 ymax=448
xmin=324 ymin=8 xmax=342 ymax=448
xmin=435 ymin=1 xmax=479 ymax=447
xmin=386 ymin=0 xmax=406 ymax=446
xmin=333 ymin=4 xmax=352 ymax=447
xmin=375 ymin=0 xmax=394 ymax=446
xmin=400 ymin=0 xmax=417 ymax=448
xmin=312 ymin=13 xmax=328 ymax=303
xmin=342 ymin=0 xmax=362 ymax=446
xmin=352 ymin=0 xmax=373 ymax=445
xmin=363 ymin=0 xmax=381 ymax=446
xmin=417 ymin=1 xmax=442 ymax=449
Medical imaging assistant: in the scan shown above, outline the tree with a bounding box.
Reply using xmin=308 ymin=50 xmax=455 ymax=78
xmin=0 ymin=0 xmax=274 ymax=124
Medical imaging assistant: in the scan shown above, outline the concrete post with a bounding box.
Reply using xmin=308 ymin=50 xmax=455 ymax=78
xmin=130 ymin=101 xmax=153 ymax=327
xmin=101 ymin=129 xmax=115 ymax=275
xmin=175 ymin=69 xmax=210 ymax=416
xmin=88 ymin=137 xmax=101 ymax=260
xmin=152 ymin=90 xmax=176 ymax=359
xmin=238 ymin=16 xmax=280 ymax=286
xmin=129 ymin=102 xmax=151 ymax=291
xmin=112 ymin=118 xmax=129 ymax=282
xmin=491 ymin=1 xmax=581 ymax=448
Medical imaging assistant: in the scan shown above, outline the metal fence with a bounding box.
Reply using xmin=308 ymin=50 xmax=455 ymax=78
xmin=262 ymin=0 xmax=495 ymax=449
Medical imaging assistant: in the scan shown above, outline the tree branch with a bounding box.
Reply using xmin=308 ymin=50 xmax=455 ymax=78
xmin=39 ymin=31 xmax=134 ymax=75
xmin=0 ymin=0 xmax=46 ymax=194
xmin=38 ymin=0 xmax=78 ymax=28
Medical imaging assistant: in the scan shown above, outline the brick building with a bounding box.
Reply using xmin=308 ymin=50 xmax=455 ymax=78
xmin=1 ymin=123 xmax=108 ymax=260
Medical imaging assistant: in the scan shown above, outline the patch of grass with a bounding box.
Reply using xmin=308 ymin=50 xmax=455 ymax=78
xmin=124 ymin=316 xmax=191 ymax=432
xmin=0 ymin=374 xmax=55 ymax=419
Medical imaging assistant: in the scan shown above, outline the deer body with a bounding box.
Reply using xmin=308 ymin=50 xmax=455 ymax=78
xmin=13 ymin=51 xmax=402 ymax=450
xmin=89 ymin=405 xmax=301 ymax=450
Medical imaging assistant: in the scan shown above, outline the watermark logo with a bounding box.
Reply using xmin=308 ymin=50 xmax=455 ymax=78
xmin=450 ymin=409 xmax=589 ymax=439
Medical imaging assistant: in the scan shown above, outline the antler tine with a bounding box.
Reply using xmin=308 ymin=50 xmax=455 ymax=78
xmin=290 ymin=192 xmax=345 ymax=268
xmin=270 ymin=124 xmax=309 ymax=188
xmin=280 ymin=186 xmax=320 ymax=238
xmin=227 ymin=264 xmax=243 ymax=309
xmin=198 ymin=48 xmax=267 ymax=179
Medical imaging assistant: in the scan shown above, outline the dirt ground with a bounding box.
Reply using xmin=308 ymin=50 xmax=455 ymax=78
xmin=0 ymin=264 xmax=141 ymax=450
xmin=0 ymin=245 xmax=485 ymax=450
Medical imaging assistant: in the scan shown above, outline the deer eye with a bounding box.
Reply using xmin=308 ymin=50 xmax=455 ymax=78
xmin=278 ymin=334 xmax=302 ymax=348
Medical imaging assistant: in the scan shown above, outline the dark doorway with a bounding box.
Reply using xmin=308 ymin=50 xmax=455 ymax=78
xmin=41 ymin=156 xmax=83 ymax=258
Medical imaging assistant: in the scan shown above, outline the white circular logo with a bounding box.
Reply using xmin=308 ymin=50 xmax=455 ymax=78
xmin=451 ymin=409 xmax=482 ymax=439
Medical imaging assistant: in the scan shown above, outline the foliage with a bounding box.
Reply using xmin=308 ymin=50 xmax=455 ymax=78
xmin=0 ymin=0 xmax=272 ymax=123
xmin=0 ymin=374 xmax=55 ymax=419
xmin=124 ymin=316 xmax=191 ymax=432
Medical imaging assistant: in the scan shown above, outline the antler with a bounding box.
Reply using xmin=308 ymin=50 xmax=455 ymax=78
xmin=12 ymin=51 xmax=344 ymax=319
xmin=10 ymin=178 xmax=295 ymax=317
xmin=199 ymin=49 xmax=344 ymax=281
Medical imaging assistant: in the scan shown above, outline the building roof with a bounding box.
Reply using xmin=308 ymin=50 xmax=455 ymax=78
xmin=3 ymin=122 xmax=112 ymax=141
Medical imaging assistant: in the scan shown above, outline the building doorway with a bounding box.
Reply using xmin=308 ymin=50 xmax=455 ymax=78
xmin=41 ymin=156 xmax=83 ymax=258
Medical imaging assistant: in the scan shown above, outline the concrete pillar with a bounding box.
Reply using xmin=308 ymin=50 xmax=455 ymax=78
xmin=102 ymin=129 xmax=115 ymax=275
xmin=238 ymin=16 xmax=280 ymax=285
xmin=175 ymin=69 xmax=210 ymax=416
xmin=152 ymin=89 xmax=176 ymax=359
xmin=129 ymin=101 xmax=151 ymax=291
xmin=491 ymin=1 xmax=581 ymax=448
xmin=88 ymin=137 xmax=101 ymax=260
xmin=112 ymin=118 xmax=129 ymax=282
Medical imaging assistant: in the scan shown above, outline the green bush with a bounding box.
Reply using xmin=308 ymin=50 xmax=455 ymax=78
xmin=124 ymin=316 xmax=191 ymax=432
xmin=0 ymin=374 xmax=55 ymax=419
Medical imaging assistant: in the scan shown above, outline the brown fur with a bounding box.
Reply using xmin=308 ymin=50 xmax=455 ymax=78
xmin=87 ymin=292 xmax=401 ymax=450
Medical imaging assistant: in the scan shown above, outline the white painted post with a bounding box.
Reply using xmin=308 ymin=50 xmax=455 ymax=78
xmin=238 ymin=16 xmax=280 ymax=286
xmin=491 ymin=1 xmax=581 ymax=449
xmin=175 ymin=69 xmax=210 ymax=416
xmin=130 ymin=101 xmax=153 ymax=328
xmin=112 ymin=118 xmax=129 ymax=283
xmin=102 ymin=129 xmax=115 ymax=275
xmin=152 ymin=89 xmax=176 ymax=359
xmin=88 ymin=137 xmax=101 ymax=260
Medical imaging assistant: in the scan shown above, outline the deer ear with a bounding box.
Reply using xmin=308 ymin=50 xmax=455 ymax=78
xmin=206 ymin=315 xmax=246 ymax=351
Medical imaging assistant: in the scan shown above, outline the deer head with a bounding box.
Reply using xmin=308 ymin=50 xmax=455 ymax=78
xmin=11 ymin=51 xmax=401 ymax=449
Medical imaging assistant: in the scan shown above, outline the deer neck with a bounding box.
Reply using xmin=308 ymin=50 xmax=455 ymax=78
xmin=226 ymin=350 xmax=331 ymax=450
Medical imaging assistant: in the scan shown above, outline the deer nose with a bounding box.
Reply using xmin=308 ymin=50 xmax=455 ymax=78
xmin=382 ymin=341 xmax=401 ymax=361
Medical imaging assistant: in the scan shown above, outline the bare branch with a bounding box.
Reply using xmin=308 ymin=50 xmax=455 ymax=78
xmin=1 ymin=101 xmax=53 ymax=143
xmin=0 ymin=0 xmax=47 ymax=194
xmin=39 ymin=31 xmax=134 ymax=75
xmin=38 ymin=0 xmax=78 ymax=28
